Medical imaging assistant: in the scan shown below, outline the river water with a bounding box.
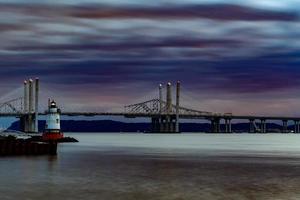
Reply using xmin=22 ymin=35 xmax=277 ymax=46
xmin=2 ymin=133 xmax=300 ymax=200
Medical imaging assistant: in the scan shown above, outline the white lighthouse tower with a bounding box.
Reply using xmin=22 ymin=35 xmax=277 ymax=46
xmin=42 ymin=99 xmax=64 ymax=140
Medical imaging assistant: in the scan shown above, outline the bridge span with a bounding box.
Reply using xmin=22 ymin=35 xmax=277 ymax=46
xmin=0 ymin=79 xmax=300 ymax=134
xmin=58 ymin=112 xmax=300 ymax=134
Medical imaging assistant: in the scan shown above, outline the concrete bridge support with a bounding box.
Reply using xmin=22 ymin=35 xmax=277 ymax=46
xmin=225 ymin=119 xmax=232 ymax=133
xmin=151 ymin=117 xmax=160 ymax=132
xmin=260 ymin=119 xmax=266 ymax=133
xmin=20 ymin=114 xmax=37 ymax=133
xmin=34 ymin=78 xmax=39 ymax=133
xmin=175 ymin=81 xmax=180 ymax=133
xmin=282 ymin=120 xmax=288 ymax=133
xmin=249 ymin=119 xmax=255 ymax=133
xmin=20 ymin=78 xmax=39 ymax=133
xmin=164 ymin=116 xmax=174 ymax=133
xmin=153 ymin=115 xmax=177 ymax=133
xmin=294 ymin=121 xmax=300 ymax=133
xmin=211 ymin=118 xmax=220 ymax=133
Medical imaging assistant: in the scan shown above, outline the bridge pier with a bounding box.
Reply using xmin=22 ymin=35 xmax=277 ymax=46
xmin=282 ymin=120 xmax=288 ymax=133
xmin=20 ymin=114 xmax=36 ymax=133
xmin=153 ymin=115 xmax=178 ymax=133
xmin=151 ymin=117 xmax=160 ymax=132
xmin=294 ymin=121 xmax=300 ymax=133
xmin=166 ymin=116 xmax=171 ymax=132
xmin=260 ymin=119 xmax=266 ymax=133
xmin=20 ymin=115 xmax=26 ymax=132
xmin=175 ymin=81 xmax=180 ymax=133
xmin=225 ymin=119 xmax=232 ymax=133
xmin=159 ymin=117 xmax=165 ymax=132
xmin=249 ymin=119 xmax=255 ymax=133
xmin=211 ymin=118 xmax=220 ymax=133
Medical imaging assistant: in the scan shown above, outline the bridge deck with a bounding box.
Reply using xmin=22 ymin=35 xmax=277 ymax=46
xmin=1 ymin=112 xmax=300 ymax=121
xmin=60 ymin=112 xmax=300 ymax=121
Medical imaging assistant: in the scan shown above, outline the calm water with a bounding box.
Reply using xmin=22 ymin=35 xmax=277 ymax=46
xmin=2 ymin=133 xmax=300 ymax=200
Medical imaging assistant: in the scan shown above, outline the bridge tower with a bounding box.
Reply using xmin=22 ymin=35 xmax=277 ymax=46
xmin=151 ymin=81 xmax=180 ymax=133
xmin=20 ymin=78 xmax=39 ymax=133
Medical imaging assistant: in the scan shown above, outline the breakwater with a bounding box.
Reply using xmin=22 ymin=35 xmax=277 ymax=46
xmin=0 ymin=137 xmax=57 ymax=156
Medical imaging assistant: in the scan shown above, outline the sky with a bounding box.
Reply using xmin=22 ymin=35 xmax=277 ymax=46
xmin=1 ymin=0 xmax=300 ymax=116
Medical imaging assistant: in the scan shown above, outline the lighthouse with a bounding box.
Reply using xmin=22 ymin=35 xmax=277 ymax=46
xmin=42 ymin=99 xmax=64 ymax=141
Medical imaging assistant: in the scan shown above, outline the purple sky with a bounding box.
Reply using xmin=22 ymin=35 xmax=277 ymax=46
xmin=1 ymin=0 xmax=300 ymax=116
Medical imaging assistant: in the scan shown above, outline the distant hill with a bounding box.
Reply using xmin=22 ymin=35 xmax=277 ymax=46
xmin=8 ymin=120 xmax=293 ymax=133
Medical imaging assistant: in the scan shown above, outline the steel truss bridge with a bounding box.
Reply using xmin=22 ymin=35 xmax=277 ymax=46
xmin=1 ymin=79 xmax=300 ymax=133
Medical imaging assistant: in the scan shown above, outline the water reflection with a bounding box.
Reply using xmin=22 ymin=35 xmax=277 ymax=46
xmin=1 ymin=133 xmax=300 ymax=200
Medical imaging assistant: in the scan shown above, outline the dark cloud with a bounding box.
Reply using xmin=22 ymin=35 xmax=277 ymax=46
xmin=195 ymin=52 xmax=300 ymax=93
xmin=2 ymin=50 xmax=299 ymax=95
xmin=0 ymin=3 xmax=298 ymax=22
xmin=69 ymin=4 xmax=299 ymax=21
xmin=0 ymin=23 xmax=31 ymax=32
xmin=8 ymin=37 xmax=241 ymax=51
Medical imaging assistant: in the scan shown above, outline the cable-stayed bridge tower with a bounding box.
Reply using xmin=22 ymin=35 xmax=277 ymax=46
xmin=20 ymin=78 xmax=39 ymax=133
xmin=150 ymin=82 xmax=181 ymax=133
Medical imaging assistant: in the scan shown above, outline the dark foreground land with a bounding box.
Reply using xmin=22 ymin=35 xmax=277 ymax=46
xmin=0 ymin=136 xmax=57 ymax=156
xmin=0 ymin=135 xmax=78 ymax=156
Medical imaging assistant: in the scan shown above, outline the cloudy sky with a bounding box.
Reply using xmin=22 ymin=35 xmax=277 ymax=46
xmin=1 ymin=0 xmax=300 ymax=116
